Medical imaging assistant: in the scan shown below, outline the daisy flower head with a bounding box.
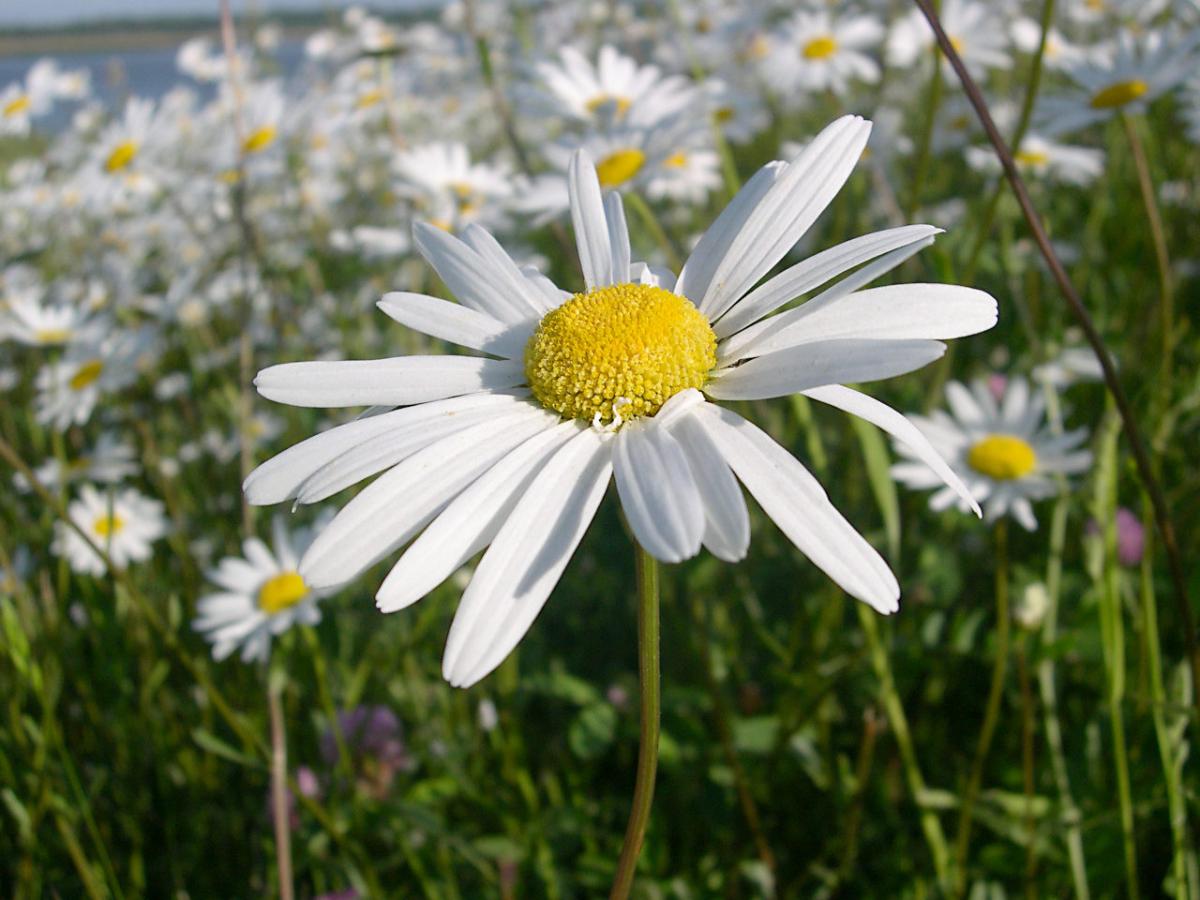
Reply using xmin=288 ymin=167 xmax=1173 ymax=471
xmin=529 ymin=44 xmax=701 ymax=130
xmin=92 ymin=97 xmax=158 ymax=178
xmin=892 ymin=377 xmax=1092 ymax=531
xmin=52 ymin=484 xmax=166 ymax=576
xmin=887 ymin=0 xmax=1011 ymax=81
xmin=392 ymin=142 xmax=514 ymax=233
xmin=35 ymin=326 xmax=155 ymax=431
xmin=1034 ymin=29 xmax=1199 ymax=136
xmin=966 ymin=134 xmax=1105 ymax=185
xmin=762 ymin=9 xmax=884 ymax=100
xmin=0 ymin=285 xmax=88 ymax=347
xmin=248 ymin=116 xmax=998 ymax=688
xmin=193 ymin=515 xmax=330 ymax=665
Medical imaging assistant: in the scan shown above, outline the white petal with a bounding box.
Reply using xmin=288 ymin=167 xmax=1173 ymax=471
xmin=375 ymin=421 xmax=582 ymax=612
xmin=803 ymin=384 xmax=981 ymax=516
xmin=613 ymin=420 xmax=704 ymax=563
xmin=671 ymin=411 xmax=750 ymax=562
xmin=254 ymin=356 xmax=525 ymax=408
xmin=569 ymin=149 xmax=612 ymax=289
xmin=378 ymin=292 xmax=533 ymax=358
xmin=243 ymin=391 xmax=526 ymax=505
xmin=459 ymin=224 xmax=555 ymax=317
xmin=413 ymin=222 xmax=536 ymax=324
xmin=698 ymin=116 xmax=872 ymax=321
xmin=713 ymin=225 xmax=942 ymax=338
xmin=442 ymin=428 xmax=613 ymax=687
xmin=675 ymin=161 xmax=786 ymax=302
xmin=945 ymin=381 xmax=987 ymax=428
xmin=605 ymin=192 xmax=631 ymax=285
xmin=722 ymin=284 xmax=997 ymax=363
xmin=299 ymin=410 xmax=558 ymax=589
xmin=696 ymin=404 xmax=899 ymax=612
xmin=705 ymin=339 xmax=946 ymax=401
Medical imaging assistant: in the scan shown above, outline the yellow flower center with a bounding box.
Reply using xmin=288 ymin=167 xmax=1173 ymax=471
xmin=257 ymin=571 xmax=309 ymax=615
xmin=69 ymin=359 xmax=104 ymax=391
xmin=93 ymin=514 xmax=125 ymax=538
xmin=1015 ymin=149 xmax=1050 ymax=167
xmin=664 ymin=151 xmax=688 ymax=169
xmin=967 ymin=434 xmax=1038 ymax=480
xmin=355 ymin=88 xmax=385 ymax=109
xmin=746 ymin=34 xmax=770 ymax=61
xmin=525 ymin=283 xmax=716 ymax=424
xmin=585 ymin=94 xmax=632 ymax=116
xmin=242 ymin=125 xmax=277 ymax=154
xmin=802 ymin=35 xmax=838 ymax=60
xmin=104 ymin=140 xmax=139 ymax=173
xmin=714 ymin=106 xmax=734 ymax=123
xmin=949 ymin=35 xmax=965 ymax=53
xmin=3 ymin=95 xmax=30 ymax=117
xmin=1089 ymin=79 xmax=1148 ymax=109
xmin=594 ymin=148 xmax=646 ymax=189
xmin=35 ymin=327 xmax=72 ymax=344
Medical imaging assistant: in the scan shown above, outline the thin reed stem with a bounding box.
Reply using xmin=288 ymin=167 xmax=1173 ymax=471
xmin=610 ymin=546 xmax=661 ymax=900
xmin=625 ymin=191 xmax=684 ymax=271
xmin=911 ymin=0 xmax=1200 ymax=724
xmin=268 ymin=674 xmax=295 ymax=900
xmin=954 ymin=519 xmax=1010 ymax=895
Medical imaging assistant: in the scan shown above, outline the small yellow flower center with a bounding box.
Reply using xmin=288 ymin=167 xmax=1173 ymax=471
xmin=967 ymin=434 xmax=1038 ymax=480
xmin=1089 ymin=79 xmax=1148 ymax=109
xmin=93 ymin=514 xmax=125 ymax=538
xmin=355 ymin=88 xmax=385 ymax=109
xmin=69 ymin=359 xmax=104 ymax=391
xmin=585 ymin=94 xmax=632 ymax=117
xmin=746 ymin=34 xmax=770 ymax=61
xmin=525 ymin=283 xmax=716 ymax=424
xmin=1015 ymin=149 xmax=1050 ymax=167
xmin=714 ymin=106 xmax=735 ymax=123
xmin=3 ymin=95 xmax=31 ymax=117
xmin=257 ymin=571 xmax=309 ymax=615
xmin=949 ymin=35 xmax=965 ymax=53
xmin=105 ymin=140 xmax=139 ymax=173
xmin=664 ymin=151 xmax=688 ymax=168
xmin=242 ymin=125 xmax=277 ymax=154
xmin=594 ymin=148 xmax=646 ymax=189
xmin=802 ymin=35 xmax=838 ymax=60
xmin=35 ymin=327 xmax=72 ymax=344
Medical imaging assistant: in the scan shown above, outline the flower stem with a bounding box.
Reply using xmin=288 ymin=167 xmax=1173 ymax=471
xmin=954 ymin=519 xmax=1010 ymax=895
xmin=610 ymin=546 xmax=661 ymax=900
xmin=625 ymin=191 xmax=684 ymax=272
xmin=268 ymin=672 xmax=295 ymax=900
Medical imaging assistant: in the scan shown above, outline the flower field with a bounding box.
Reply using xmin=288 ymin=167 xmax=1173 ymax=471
xmin=2 ymin=1 xmax=1199 ymax=896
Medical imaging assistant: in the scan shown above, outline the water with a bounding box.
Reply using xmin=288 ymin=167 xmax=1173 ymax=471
xmin=0 ymin=39 xmax=309 ymax=131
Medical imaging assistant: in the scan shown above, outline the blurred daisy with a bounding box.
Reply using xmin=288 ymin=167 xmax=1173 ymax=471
xmin=966 ymin=134 xmax=1104 ymax=185
xmin=193 ymin=515 xmax=329 ymax=664
xmin=0 ymin=287 xmax=88 ymax=346
xmin=15 ymin=431 xmax=138 ymax=493
xmin=1010 ymin=18 xmax=1089 ymax=71
xmin=393 ymin=142 xmax=514 ymax=232
xmin=92 ymin=98 xmax=157 ymax=177
xmin=248 ymin=116 xmax=997 ymax=687
xmin=1183 ymin=74 xmax=1200 ymax=144
xmin=892 ymin=378 xmax=1092 ymax=531
xmin=35 ymin=327 xmax=155 ymax=430
xmin=530 ymin=44 xmax=699 ymax=129
xmin=763 ymin=10 xmax=884 ymax=99
xmin=888 ymin=0 xmax=1011 ymax=80
xmin=52 ymin=484 xmax=166 ymax=576
xmin=1034 ymin=30 xmax=1198 ymax=136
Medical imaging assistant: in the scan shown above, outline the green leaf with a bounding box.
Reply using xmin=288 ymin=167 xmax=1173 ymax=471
xmin=568 ymin=702 xmax=616 ymax=759
xmin=850 ymin=413 xmax=901 ymax=561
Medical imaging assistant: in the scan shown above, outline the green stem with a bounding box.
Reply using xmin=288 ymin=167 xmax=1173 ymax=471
xmin=268 ymin=673 xmax=294 ymax=900
xmin=954 ymin=519 xmax=1010 ymax=895
xmin=610 ymin=546 xmax=661 ymax=900
xmin=1140 ymin=499 xmax=1192 ymax=900
xmin=905 ymin=39 xmax=945 ymax=218
xmin=856 ymin=604 xmax=951 ymax=886
xmin=1120 ymin=113 xmax=1174 ymax=406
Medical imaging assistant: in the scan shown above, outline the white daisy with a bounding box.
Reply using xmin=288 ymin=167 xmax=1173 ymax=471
xmin=0 ymin=286 xmax=88 ymax=346
xmin=762 ymin=10 xmax=884 ymax=99
xmin=1034 ymin=29 xmax=1198 ymax=136
xmin=247 ymin=116 xmax=998 ymax=688
xmin=891 ymin=377 xmax=1092 ymax=531
xmin=52 ymin=484 xmax=166 ymax=576
xmin=887 ymin=0 xmax=1012 ymax=81
xmin=966 ymin=134 xmax=1105 ymax=185
xmin=193 ymin=515 xmax=328 ymax=664
xmin=35 ymin=327 xmax=155 ymax=430
xmin=392 ymin=142 xmax=514 ymax=233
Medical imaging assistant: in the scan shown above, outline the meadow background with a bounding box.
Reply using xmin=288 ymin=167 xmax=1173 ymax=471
xmin=1 ymin=0 xmax=1198 ymax=897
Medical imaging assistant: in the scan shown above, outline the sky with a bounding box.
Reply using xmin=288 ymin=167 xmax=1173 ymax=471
xmin=0 ymin=0 xmax=440 ymax=27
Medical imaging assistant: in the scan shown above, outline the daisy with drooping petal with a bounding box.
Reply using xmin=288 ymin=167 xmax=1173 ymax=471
xmin=1034 ymin=29 xmax=1198 ymax=136
xmin=0 ymin=285 xmax=89 ymax=346
xmin=248 ymin=116 xmax=998 ymax=688
xmin=193 ymin=515 xmax=329 ymax=664
xmin=762 ymin=10 xmax=884 ymax=100
xmin=891 ymin=377 xmax=1092 ymax=531
xmin=35 ymin=327 xmax=156 ymax=430
xmin=52 ymin=484 xmax=166 ymax=576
